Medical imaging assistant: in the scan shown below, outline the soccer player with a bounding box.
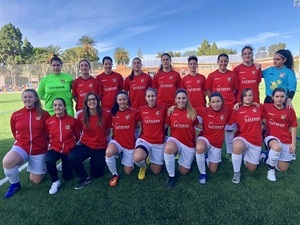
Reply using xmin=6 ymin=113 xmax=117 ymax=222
xmin=69 ymin=93 xmax=111 ymax=190
xmin=72 ymin=59 xmax=102 ymax=117
xmin=206 ymin=53 xmax=238 ymax=160
xmin=195 ymin=92 xmax=235 ymax=184
xmin=38 ymin=54 xmax=74 ymax=116
xmin=262 ymin=49 xmax=297 ymax=108
xmin=181 ymin=55 xmax=206 ymax=108
xmin=45 ymin=98 xmax=80 ymax=194
xmin=233 ymin=46 xmax=261 ymax=104
xmin=96 ymin=56 xmax=123 ymax=110
xmin=3 ymin=89 xmax=50 ymax=198
xmin=261 ymin=87 xmax=298 ymax=181
xmin=133 ymin=88 xmax=167 ymax=180
xmin=164 ymin=89 xmax=198 ymax=187
xmin=231 ymin=88 xmax=263 ymax=184
xmin=105 ymin=92 xmax=140 ymax=187
xmin=152 ymin=53 xmax=181 ymax=108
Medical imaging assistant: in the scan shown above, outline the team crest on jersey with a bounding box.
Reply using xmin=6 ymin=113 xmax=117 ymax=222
xmin=252 ymin=70 xmax=256 ymax=74
xmin=61 ymin=80 xmax=65 ymax=84
xmin=89 ymin=84 xmax=93 ymax=88
xmin=252 ymin=108 xmax=257 ymax=113
xmin=113 ymin=78 xmax=116 ymax=82
xmin=170 ymin=76 xmax=173 ymax=80
xmin=227 ymin=77 xmax=231 ymax=81
xmin=220 ymin=115 xmax=224 ymax=120
xmin=197 ymin=80 xmax=200 ymax=83
xmin=156 ymin=110 xmax=160 ymax=115
xmin=281 ymin=114 xmax=286 ymax=120
xmin=279 ymin=73 xmax=285 ymax=78
xmin=141 ymin=79 xmax=144 ymax=82
xmin=36 ymin=116 xmax=41 ymax=120
xmin=65 ymin=125 xmax=70 ymax=130
xmin=125 ymin=114 xmax=130 ymax=120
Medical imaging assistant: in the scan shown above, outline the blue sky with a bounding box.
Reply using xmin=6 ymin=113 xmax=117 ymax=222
xmin=0 ymin=0 xmax=299 ymax=59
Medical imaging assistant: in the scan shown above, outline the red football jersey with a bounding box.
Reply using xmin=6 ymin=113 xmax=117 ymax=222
xmin=181 ymin=74 xmax=206 ymax=107
xmin=77 ymin=111 xmax=111 ymax=149
xmin=96 ymin=71 xmax=123 ymax=110
xmin=196 ymin=106 xmax=235 ymax=148
xmin=262 ymin=104 xmax=298 ymax=144
xmin=206 ymin=70 xmax=238 ymax=108
xmin=111 ymin=108 xmax=140 ymax=149
xmin=124 ymin=73 xmax=152 ymax=109
xmin=139 ymin=104 xmax=166 ymax=144
xmin=72 ymin=76 xmax=102 ymax=111
xmin=166 ymin=108 xmax=198 ymax=148
xmin=152 ymin=70 xmax=181 ymax=108
xmin=234 ymin=105 xmax=263 ymax=146
xmin=233 ymin=64 xmax=261 ymax=104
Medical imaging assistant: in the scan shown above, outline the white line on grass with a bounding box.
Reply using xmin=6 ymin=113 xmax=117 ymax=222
xmin=0 ymin=163 xmax=28 ymax=186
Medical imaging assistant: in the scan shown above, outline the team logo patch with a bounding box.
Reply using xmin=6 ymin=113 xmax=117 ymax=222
xmin=61 ymin=80 xmax=65 ymax=84
xmin=65 ymin=125 xmax=70 ymax=130
xmin=141 ymin=79 xmax=144 ymax=82
xmin=125 ymin=115 xmax=130 ymax=120
xmin=36 ymin=116 xmax=41 ymax=120
xmin=197 ymin=80 xmax=201 ymax=83
xmin=113 ymin=78 xmax=116 ymax=82
xmin=279 ymin=73 xmax=285 ymax=78
xmin=89 ymin=84 xmax=93 ymax=88
xmin=156 ymin=110 xmax=160 ymax=115
xmin=227 ymin=77 xmax=231 ymax=81
xmin=281 ymin=114 xmax=286 ymax=120
xmin=253 ymin=108 xmax=257 ymax=113
xmin=252 ymin=70 xmax=256 ymax=74
xmin=220 ymin=115 xmax=224 ymax=120
xmin=170 ymin=76 xmax=173 ymax=80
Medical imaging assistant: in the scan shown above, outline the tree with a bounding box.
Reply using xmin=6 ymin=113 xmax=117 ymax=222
xmin=22 ymin=38 xmax=34 ymax=63
xmin=182 ymin=50 xmax=198 ymax=57
xmin=77 ymin=35 xmax=98 ymax=61
xmin=114 ymin=47 xmax=130 ymax=65
xmin=207 ymin=42 xmax=219 ymax=55
xmin=197 ymin=39 xmax=210 ymax=56
xmin=137 ymin=48 xmax=143 ymax=59
xmin=268 ymin=43 xmax=286 ymax=57
xmin=62 ymin=47 xmax=81 ymax=63
xmin=45 ymin=44 xmax=63 ymax=63
xmin=156 ymin=51 xmax=164 ymax=58
xmin=255 ymin=46 xmax=268 ymax=59
xmin=0 ymin=23 xmax=23 ymax=64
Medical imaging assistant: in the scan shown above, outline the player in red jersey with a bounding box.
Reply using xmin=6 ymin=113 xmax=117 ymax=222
xmin=3 ymin=89 xmax=50 ymax=198
xmin=181 ymin=55 xmax=206 ymax=108
xmin=96 ymin=56 xmax=123 ymax=110
xmin=69 ymin=92 xmax=111 ymax=190
xmin=231 ymin=88 xmax=263 ymax=184
xmin=72 ymin=59 xmax=102 ymax=117
xmin=260 ymin=88 xmax=298 ymax=182
xmin=124 ymin=57 xmax=152 ymax=110
xmin=152 ymin=53 xmax=181 ymax=108
xmin=45 ymin=98 xmax=80 ymax=194
xmin=105 ymin=92 xmax=140 ymax=187
xmin=195 ymin=92 xmax=235 ymax=184
xmin=206 ymin=53 xmax=238 ymax=160
xmin=164 ymin=89 xmax=198 ymax=187
xmin=133 ymin=88 xmax=167 ymax=180
xmin=233 ymin=46 xmax=261 ymax=104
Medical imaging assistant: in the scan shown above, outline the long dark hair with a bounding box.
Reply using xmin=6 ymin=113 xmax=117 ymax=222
xmin=111 ymin=91 xmax=130 ymax=116
xmin=275 ymin=49 xmax=294 ymax=70
xmin=50 ymin=54 xmax=63 ymax=65
xmin=129 ymin=57 xmax=142 ymax=81
xmin=158 ymin=53 xmax=173 ymax=72
xmin=82 ymin=92 xmax=102 ymax=128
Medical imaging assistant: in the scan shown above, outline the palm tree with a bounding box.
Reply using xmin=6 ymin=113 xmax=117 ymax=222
xmin=45 ymin=44 xmax=63 ymax=63
xmin=114 ymin=47 xmax=130 ymax=65
xmin=77 ymin=35 xmax=98 ymax=61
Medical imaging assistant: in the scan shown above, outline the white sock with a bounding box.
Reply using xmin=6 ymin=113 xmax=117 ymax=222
xmin=4 ymin=166 xmax=20 ymax=184
xmin=105 ymin=156 xmax=118 ymax=175
xmin=164 ymin=153 xmax=175 ymax=177
xmin=134 ymin=160 xmax=146 ymax=168
xmin=196 ymin=153 xmax=206 ymax=174
xmin=267 ymin=149 xmax=280 ymax=168
xmin=225 ymin=131 xmax=234 ymax=154
xmin=232 ymin=153 xmax=242 ymax=173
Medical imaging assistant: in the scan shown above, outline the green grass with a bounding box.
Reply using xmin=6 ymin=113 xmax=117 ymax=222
xmin=0 ymin=88 xmax=299 ymax=225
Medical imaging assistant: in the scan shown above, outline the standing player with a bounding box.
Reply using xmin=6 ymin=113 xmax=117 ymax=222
xmin=3 ymin=89 xmax=50 ymax=198
xmin=195 ymin=92 xmax=235 ymax=184
xmin=45 ymin=98 xmax=80 ymax=194
xmin=96 ymin=56 xmax=123 ymax=110
xmin=233 ymin=46 xmax=261 ymax=104
xmin=261 ymin=88 xmax=298 ymax=181
xmin=164 ymin=89 xmax=198 ymax=187
xmin=72 ymin=59 xmax=102 ymax=117
xmin=133 ymin=88 xmax=167 ymax=180
xmin=69 ymin=93 xmax=111 ymax=190
xmin=105 ymin=92 xmax=140 ymax=187
xmin=206 ymin=53 xmax=238 ymax=160
xmin=181 ymin=55 xmax=206 ymax=108
xmin=231 ymin=88 xmax=263 ymax=184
